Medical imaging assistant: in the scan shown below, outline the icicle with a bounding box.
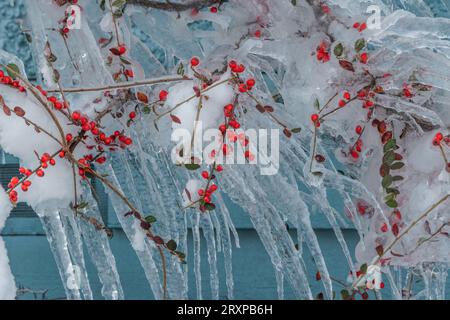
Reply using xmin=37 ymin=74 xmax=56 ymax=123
xmin=214 ymin=195 xmax=235 ymax=299
xmin=200 ymin=214 xmax=219 ymax=300
xmin=77 ymin=188 xmax=124 ymax=300
xmin=96 ymin=163 xmax=163 ymax=300
xmin=191 ymin=211 xmax=203 ymax=300
xmin=34 ymin=201 xmax=84 ymax=299
xmin=275 ymin=269 xmax=284 ymax=300
xmin=58 ymin=207 xmax=93 ymax=299
xmin=384 ymin=267 xmax=402 ymax=300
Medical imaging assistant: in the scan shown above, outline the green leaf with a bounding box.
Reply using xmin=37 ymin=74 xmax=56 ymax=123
xmin=390 ymin=162 xmax=405 ymax=170
xmin=174 ymin=250 xmax=185 ymax=259
xmin=6 ymin=64 xmax=20 ymax=79
xmin=291 ymin=127 xmax=301 ymax=133
xmin=142 ymin=106 xmax=151 ymax=114
xmin=392 ymin=175 xmax=404 ymax=181
xmin=340 ymin=289 xmax=350 ymax=300
xmin=382 ymin=175 xmax=393 ymax=188
xmin=204 ymin=203 xmax=216 ymax=211
xmin=120 ymin=57 xmax=131 ymax=65
xmin=354 ymin=38 xmax=366 ymax=52
xmin=383 ymin=150 xmax=395 ymax=165
xmin=314 ymin=98 xmax=320 ymax=110
xmin=166 ymin=239 xmax=177 ymax=251
xmin=100 ymin=0 xmax=106 ymax=10
xmin=177 ymin=63 xmax=185 ymax=76
xmin=385 ymin=198 xmax=398 ymax=208
xmin=383 ymin=139 xmax=397 ymax=152
xmin=112 ymin=0 xmax=126 ymax=7
xmin=385 ymin=187 xmax=400 ymax=195
xmin=184 ymin=163 xmax=200 ymax=170
xmin=334 ymin=43 xmax=344 ymax=57
xmin=360 ymin=263 xmax=368 ymax=274
xmin=384 ymin=193 xmax=395 ymax=202
xmin=77 ymin=202 xmax=89 ymax=210
xmin=144 ymin=215 xmax=157 ymax=224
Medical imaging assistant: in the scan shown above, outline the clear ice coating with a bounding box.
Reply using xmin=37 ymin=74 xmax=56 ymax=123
xmin=0 ymin=0 xmax=448 ymax=299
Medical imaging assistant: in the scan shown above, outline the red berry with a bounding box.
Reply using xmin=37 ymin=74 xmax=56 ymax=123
xmin=338 ymin=100 xmax=346 ymax=107
xmin=190 ymin=57 xmax=200 ymax=67
xmin=435 ymin=132 xmax=443 ymax=141
xmin=210 ymin=7 xmax=218 ymax=13
xmin=66 ymin=133 xmax=73 ymax=142
xmin=353 ymin=22 xmax=360 ymax=29
xmin=381 ymin=223 xmax=388 ymax=233
xmin=71 ymin=111 xmax=81 ymax=121
xmin=360 ymin=53 xmax=368 ymax=64
xmin=238 ymin=83 xmax=247 ymax=93
xmin=254 ymin=30 xmax=261 ymax=38
xmin=198 ymin=189 xmax=204 ymax=196
xmin=59 ymin=151 xmax=65 ymax=158
xmin=350 ymin=150 xmax=359 ymax=159
xmin=343 ymin=92 xmax=351 ymax=100
xmin=159 ymin=90 xmax=168 ymax=101
xmin=36 ymin=169 xmax=44 ymax=177
xmin=236 ymin=64 xmax=245 ymax=73
xmin=118 ymin=45 xmax=127 ymax=55
xmin=246 ymin=78 xmax=256 ymax=87
xmin=359 ymin=23 xmax=367 ymax=32
xmin=311 ymin=114 xmax=319 ymax=123
xmin=209 ymin=184 xmax=218 ymax=192
xmin=201 ymin=171 xmax=209 ymax=179
xmin=129 ymin=111 xmax=136 ymax=119
xmin=380 ymin=282 xmax=385 ymax=289
xmin=125 ymin=69 xmax=134 ymax=78
xmin=216 ymin=165 xmax=223 ymax=172
xmin=355 ymin=125 xmax=363 ymax=135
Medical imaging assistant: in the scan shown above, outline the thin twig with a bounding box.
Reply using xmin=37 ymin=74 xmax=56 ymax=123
xmin=47 ymin=76 xmax=191 ymax=93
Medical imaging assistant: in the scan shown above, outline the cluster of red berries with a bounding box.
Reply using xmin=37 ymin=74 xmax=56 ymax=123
xmin=198 ymin=174 xmax=218 ymax=204
xmin=7 ymin=153 xmax=58 ymax=203
xmin=338 ymin=91 xmax=352 ymax=108
xmin=60 ymin=0 xmax=79 ymax=35
xmin=0 ymin=70 xmax=26 ymax=92
xmin=353 ymin=22 xmax=367 ymax=32
xmin=433 ymin=132 xmax=444 ymax=146
xmin=66 ymin=110 xmax=134 ymax=178
xmin=316 ymin=42 xmax=330 ymax=63
xmin=310 ymin=113 xmax=320 ymax=128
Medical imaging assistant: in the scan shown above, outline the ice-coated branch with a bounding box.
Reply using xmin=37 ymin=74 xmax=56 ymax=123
xmin=47 ymin=75 xmax=192 ymax=93
xmin=127 ymin=0 xmax=220 ymax=11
